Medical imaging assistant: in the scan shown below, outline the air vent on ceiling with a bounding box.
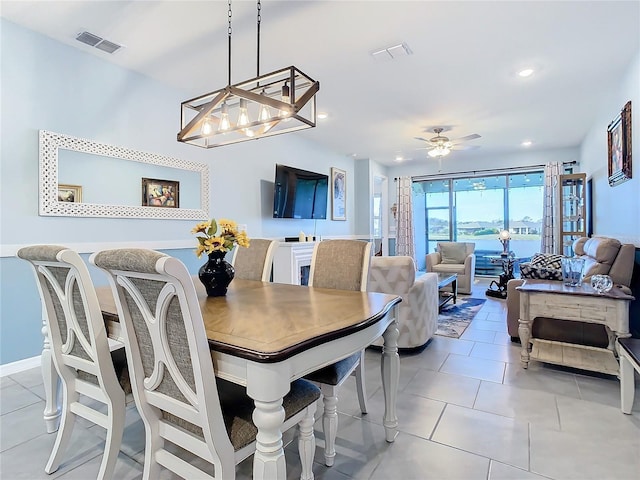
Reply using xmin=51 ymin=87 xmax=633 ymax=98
xmin=371 ymin=42 xmax=412 ymax=63
xmin=75 ymin=31 xmax=123 ymax=54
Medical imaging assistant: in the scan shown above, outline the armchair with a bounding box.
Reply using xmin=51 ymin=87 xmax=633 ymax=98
xmin=368 ymin=256 xmax=439 ymax=350
xmin=426 ymin=242 xmax=476 ymax=294
xmin=506 ymin=236 xmax=635 ymax=343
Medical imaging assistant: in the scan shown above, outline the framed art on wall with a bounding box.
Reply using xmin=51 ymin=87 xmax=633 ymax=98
xmin=607 ymin=100 xmax=632 ymax=187
xmin=331 ymin=167 xmax=346 ymax=220
xmin=142 ymin=178 xmax=179 ymax=208
xmin=57 ymin=184 xmax=82 ymax=203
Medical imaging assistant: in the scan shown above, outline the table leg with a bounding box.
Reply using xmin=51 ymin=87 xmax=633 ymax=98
xmin=247 ymin=365 xmax=288 ymax=480
xmin=518 ymin=318 xmax=531 ymax=369
xmin=452 ymin=278 xmax=457 ymax=304
xmin=619 ymin=352 xmax=635 ymax=414
xmin=41 ymin=315 xmax=60 ymax=433
xmin=381 ymin=313 xmax=399 ymax=443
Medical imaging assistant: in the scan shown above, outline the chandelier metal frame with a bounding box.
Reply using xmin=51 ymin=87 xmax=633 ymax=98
xmin=177 ymin=0 xmax=319 ymax=148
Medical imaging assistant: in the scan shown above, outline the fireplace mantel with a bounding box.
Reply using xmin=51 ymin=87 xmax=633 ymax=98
xmin=272 ymin=242 xmax=316 ymax=285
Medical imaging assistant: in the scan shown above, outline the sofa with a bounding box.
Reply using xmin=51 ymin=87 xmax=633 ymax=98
xmin=506 ymin=236 xmax=635 ymax=345
xmin=425 ymin=242 xmax=476 ymax=294
xmin=368 ymin=256 xmax=439 ymax=351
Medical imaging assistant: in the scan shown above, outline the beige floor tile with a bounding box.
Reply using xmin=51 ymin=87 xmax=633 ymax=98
xmin=433 ymin=404 xmax=530 ymax=470
xmin=474 ymin=381 xmax=561 ymax=430
xmin=530 ymin=422 xmax=640 ymax=480
xmin=440 ymin=353 xmax=506 ymax=383
xmin=370 ymin=432 xmax=490 ymax=480
xmin=427 ymin=335 xmax=475 ymax=355
xmin=361 ymin=387 xmax=446 ymax=440
xmin=404 ymin=369 xmax=481 ymax=408
xmin=460 ymin=328 xmax=497 ymax=343
xmin=468 ymin=319 xmax=508 ymax=333
xmin=470 ymin=342 xmax=522 ymax=364
xmin=503 ymin=362 xmax=581 ymax=399
xmin=0 ymin=382 xmax=43 ymax=415
xmin=489 ymin=460 xmax=550 ymax=479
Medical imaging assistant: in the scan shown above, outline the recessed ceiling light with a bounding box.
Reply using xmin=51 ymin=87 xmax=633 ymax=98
xmin=317 ymin=112 xmax=328 ymax=119
xmin=521 ymin=140 xmax=532 ymax=147
xmin=395 ymin=155 xmax=404 ymax=162
xmin=518 ymin=68 xmax=534 ymax=78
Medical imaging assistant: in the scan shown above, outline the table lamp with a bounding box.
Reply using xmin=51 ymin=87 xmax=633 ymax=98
xmin=498 ymin=229 xmax=511 ymax=257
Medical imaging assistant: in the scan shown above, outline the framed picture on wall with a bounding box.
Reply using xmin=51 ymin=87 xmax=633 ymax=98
xmin=331 ymin=167 xmax=346 ymax=220
xmin=57 ymin=184 xmax=82 ymax=203
xmin=607 ymin=100 xmax=632 ymax=187
xmin=142 ymin=178 xmax=179 ymax=208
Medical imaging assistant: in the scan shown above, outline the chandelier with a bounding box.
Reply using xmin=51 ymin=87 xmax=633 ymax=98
xmin=177 ymin=0 xmax=319 ymax=148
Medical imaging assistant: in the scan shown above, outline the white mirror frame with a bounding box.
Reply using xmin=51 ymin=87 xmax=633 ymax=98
xmin=39 ymin=130 xmax=210 ymax=219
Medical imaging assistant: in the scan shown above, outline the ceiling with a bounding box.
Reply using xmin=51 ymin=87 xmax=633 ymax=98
xmin=2 ymin=1 xmax=639 ymax=166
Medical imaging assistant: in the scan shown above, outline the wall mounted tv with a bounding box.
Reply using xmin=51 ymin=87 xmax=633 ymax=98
xmin=273 ymin=164 xmax=328 ymax=219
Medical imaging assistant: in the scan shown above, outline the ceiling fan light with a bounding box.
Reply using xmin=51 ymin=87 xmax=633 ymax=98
xmin=428 ymin=146 xmax=450 ymax=158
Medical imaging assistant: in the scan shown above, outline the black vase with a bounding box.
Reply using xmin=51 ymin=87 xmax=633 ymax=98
xmin=198 ymin=251 xmax=235 ymax=297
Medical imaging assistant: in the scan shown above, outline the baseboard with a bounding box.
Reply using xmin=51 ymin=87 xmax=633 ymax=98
xmin=0 ymin=355 xmax=41 ymax=377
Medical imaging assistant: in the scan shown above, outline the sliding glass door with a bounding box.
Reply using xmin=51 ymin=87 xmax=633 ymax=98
xmin=414 ymin=171 xmax=544 ymax=273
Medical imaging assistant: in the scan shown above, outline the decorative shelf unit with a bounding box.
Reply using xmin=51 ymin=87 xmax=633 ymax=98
xmin=559 ymin=173 xmax=587 ymax=256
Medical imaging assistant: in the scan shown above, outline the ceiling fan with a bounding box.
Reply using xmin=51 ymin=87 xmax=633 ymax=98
xmin=415 ymin=127 xmax=481 ymax=158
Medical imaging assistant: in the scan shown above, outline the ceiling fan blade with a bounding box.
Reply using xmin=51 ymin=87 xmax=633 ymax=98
xmin=414 ymin=136 xmax=430 ymax=142
xmin=451 ymin=133 xmax=481 ymax=142
xmin=451 ymin=144 xmax=481 ymax=151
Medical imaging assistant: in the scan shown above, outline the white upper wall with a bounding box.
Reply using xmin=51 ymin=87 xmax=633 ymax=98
xmin=579 ymin=51 xmax=640 ymax=246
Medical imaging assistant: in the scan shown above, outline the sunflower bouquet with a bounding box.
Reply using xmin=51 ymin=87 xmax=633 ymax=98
xmin=191 ymin=218 xmax=250 ymax=258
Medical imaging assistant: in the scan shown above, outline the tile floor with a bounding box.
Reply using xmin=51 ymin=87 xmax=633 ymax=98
xmin=2 ymin=278 xmax=639 ymax=479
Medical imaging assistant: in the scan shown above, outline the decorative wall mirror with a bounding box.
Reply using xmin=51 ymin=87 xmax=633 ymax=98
xmin=39 ymin=130 xmax=210 ymax=219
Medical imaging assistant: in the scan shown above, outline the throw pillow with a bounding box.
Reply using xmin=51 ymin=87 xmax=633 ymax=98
xmin=520 ymin=262 xmax=564 ymax=281
xmin=439 ymin=243 xmax=467 ymax=264
xmin=530 ymin=253 xmax=564 ymax=271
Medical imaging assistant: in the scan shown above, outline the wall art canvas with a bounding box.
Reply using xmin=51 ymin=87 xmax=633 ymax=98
xmin=57 ymin=184 xmax=82 ymax=203
xmin=331 ymin=167 xmax=346 ymax=220
xmin=142 ymin=178 xmax=179 ymax=208
xmin=607 ymin=101 xmax=632 ymax=187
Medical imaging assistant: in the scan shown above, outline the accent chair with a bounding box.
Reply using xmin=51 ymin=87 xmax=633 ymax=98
xmin=425 ymin=241 xmax=476 ymax=294
xmin=368 ymin=256 xmax=439 ymax=351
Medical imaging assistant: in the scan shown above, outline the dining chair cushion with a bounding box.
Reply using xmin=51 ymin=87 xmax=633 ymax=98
xmin=439 ymin=242 xmax=467 ymax=264
xmin=163 ymin=377 xmax=320 ymax=450
xmin=304 ymin=353 xmax=360 ymax=386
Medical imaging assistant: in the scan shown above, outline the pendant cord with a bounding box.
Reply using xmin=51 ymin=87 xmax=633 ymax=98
xmin=256 ymin=0 xmax=261 ymax=77
xmin=227 ymin=0 xmax=232 ymax=85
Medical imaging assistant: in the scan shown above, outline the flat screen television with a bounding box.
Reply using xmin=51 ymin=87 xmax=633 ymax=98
xmin=273 ymin=164 xmax=328 ymax=219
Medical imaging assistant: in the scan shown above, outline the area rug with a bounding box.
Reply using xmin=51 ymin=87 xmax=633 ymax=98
xmin=436 ymin=297 xmax=486 ymax=339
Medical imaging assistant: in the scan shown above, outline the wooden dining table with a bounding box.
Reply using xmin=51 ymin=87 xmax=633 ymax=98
xmin=42 ymin=278 xmax=402 ymax=480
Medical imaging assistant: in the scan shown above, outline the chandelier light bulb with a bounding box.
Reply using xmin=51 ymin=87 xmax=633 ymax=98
xmin=218 ymin=102 xmax=230 ymax=132
xmin=237 ymin=98 xmax=250 ymax=127
xmin=280 ymin=82 xmax=291 ymax=119
xmin=259 ymin=103 xmax=270 ymax=122
xmin=201 ymin=115 xmax=214 ymax=136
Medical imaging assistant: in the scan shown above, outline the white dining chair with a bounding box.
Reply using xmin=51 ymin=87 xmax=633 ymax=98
xmin=17 ymin=245 xmax=127 ymax=480
xmin=229 ymin=238 xmax=278 ymax=281
xmin=304 ymin=239 xmax=372 ymax=467
xmin=91 ymin=248 xmax=320 ymax=480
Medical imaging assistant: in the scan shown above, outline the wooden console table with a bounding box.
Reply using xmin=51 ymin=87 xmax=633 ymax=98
xmin=517 ymin=280 xmax=634 ymax=375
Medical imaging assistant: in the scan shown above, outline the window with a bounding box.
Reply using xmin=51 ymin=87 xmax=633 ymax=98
xmin=414 ymin=171 xmax=544 ymax=273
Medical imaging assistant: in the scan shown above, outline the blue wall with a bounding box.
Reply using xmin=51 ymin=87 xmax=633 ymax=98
xmin=0 ymin=19 xmax=355 ymax=365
